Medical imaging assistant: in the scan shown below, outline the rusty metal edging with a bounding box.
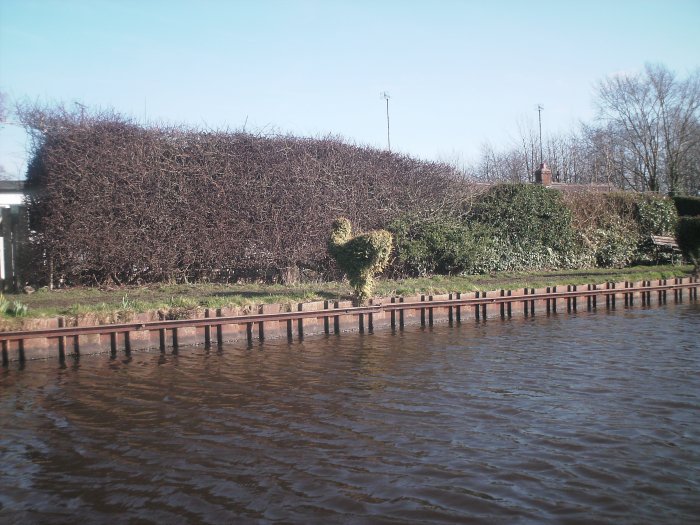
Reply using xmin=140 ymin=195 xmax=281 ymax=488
xmin=1 ymin=278 xmax=697 ymax=346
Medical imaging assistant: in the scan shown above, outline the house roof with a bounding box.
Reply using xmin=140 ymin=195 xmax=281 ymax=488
xmin=0 ymin=181 xmax=26 ymax=193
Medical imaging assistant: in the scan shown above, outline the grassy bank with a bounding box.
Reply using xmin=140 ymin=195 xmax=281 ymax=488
xmin=0 ymin=265 xmax=693 ymax=330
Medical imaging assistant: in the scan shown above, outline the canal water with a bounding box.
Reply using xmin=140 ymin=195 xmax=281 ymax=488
xmin=1 ymin=303 xmax=699 ymax=524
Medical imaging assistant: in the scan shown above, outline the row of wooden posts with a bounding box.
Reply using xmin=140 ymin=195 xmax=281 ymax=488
xmin=1 ymin=277 xmax=698 ymax=364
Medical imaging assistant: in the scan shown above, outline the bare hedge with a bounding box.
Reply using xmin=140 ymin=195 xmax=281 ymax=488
xmin=22 ymin=107 xmax=473 ymax=285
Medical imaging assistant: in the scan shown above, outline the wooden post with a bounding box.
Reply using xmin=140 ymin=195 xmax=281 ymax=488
xmin=523 ymin=288 xmax=529 ymax=317
xmin=204 ymin=309 xmax=212 ymax=347
xmin=428 ymin=295 xmax=434 ymax=326
xmin=124 ymin=331 xmax=132 ymax=356
xmin=58 ymin=317 xmax=66 ymax=361
xmin=1 ymin=207 xmax=13 ymax=292
xmin=216 ymin=308 xmax=224 ymax=346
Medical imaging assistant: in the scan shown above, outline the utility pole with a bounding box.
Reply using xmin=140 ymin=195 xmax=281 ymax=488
xmin=381 ymin=91 xmax=391 ymax=151
xmin=536 ymin=104 xmax=544 ymax=164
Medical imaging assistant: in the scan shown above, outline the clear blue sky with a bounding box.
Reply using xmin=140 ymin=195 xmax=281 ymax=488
xmin=1 ymin=0 xmax=699 ymax=178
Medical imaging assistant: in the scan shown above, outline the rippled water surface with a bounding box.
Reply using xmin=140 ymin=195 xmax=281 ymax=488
xmin=2 ymin=303 xmax=700 ymax=524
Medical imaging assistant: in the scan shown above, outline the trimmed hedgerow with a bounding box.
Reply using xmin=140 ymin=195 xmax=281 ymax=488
xmin=676 ymin=217 xmax=700 ymax=274
xmin=636 ymin=195 xmax=679 ymax=236
xmin=390 ymin=187 xmax=681 ymax=278
xmin=469 ymin=184 xmax=580 ymax=255
xmin=18 ymin=102 xmax=688 ymax=285
xmin=563 ymin=190 xmax=678 ymax=266
xmin=20 ymin=106 xmax=472 ymax=286
xmin=468 ymin=184 xmax=586 ymax=270
xmin=388 ymin=215 xmax=502 ymax=276
xmin=673 ymin=195 xmax=700 ymax=217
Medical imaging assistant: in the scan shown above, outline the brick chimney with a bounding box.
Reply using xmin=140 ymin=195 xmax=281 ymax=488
xmin=534 ymin=162 xmax=552 ymax=186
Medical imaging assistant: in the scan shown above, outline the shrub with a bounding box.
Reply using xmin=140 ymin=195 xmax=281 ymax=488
xmin=470 ymin=184 xmax=579 ymax=254
xmin=564 ymin=191 xmax=678 ymax=266
xmin=388 ymin=215 xmax=481 ymax=276
xmin=635 ymin=195 xmax=678 ymax=236
xmin=11 ymin=301 xmax=29 ymax=317
xmin=467 ymin=183 xmax=588 ymax=271
xmin=0 ymin=296 xmax=30 ymax=317
xmin=328 ymin=218 xmax=393 ymax=305
xmin=588 ymin=222 xmax=640 ymax=267
xmin=676 ymin=217 xmax=700 ymax=274
xmin=0 ymin=294 xmax=9 ymax=315
xmin=389 ymin=212 xmax=588 ymax=276
xmin=673 ymin=196 xmax=700 ymax=217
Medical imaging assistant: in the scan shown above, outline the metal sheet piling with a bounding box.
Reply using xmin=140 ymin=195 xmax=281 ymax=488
xmin=1 ymin=277 xmax=697 ymax=363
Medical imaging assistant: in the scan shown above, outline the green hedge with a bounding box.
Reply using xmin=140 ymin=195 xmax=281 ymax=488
xmin=389 ymin=186 xmax=681 ymax=277
xmin=388 ymin=216 xmax=502 ymax=276
xmin=676 ymin=217 xmax=700 ymax=273
xmin=469 ymin=184 xmax=579 ymax=253
xmin=635 ymin=195 xmax=679 ymax=235
xmin=673 ymin=196 xmax=700 ymax=217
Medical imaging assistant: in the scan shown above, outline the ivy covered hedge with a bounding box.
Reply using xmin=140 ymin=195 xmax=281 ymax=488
xmin=674 ymin=196 xmax=700 ymax=274
xmin=389 ymin=186 xmax=680 ymax=277
xmin=673 ymin=196 xmax=700 ymax=217
xmin=676 ymin=217 xmax=700 ymax=274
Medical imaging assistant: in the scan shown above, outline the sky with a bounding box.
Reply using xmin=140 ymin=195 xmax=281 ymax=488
xmin=1 ymin=0 xmax=699 ymax=179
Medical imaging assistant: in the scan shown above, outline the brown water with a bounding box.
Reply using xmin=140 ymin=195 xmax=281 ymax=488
xmin=1 ymin=303 xmax=699 ymax=524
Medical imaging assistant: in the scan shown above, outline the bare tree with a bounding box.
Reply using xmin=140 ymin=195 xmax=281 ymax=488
xmin=595 ymin=64 xmax=700 ymax=193
xmin=0 ymin=91 xmax=11 ymax=180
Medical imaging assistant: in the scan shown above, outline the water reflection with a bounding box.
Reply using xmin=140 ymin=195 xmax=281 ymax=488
xmin=1 ymin=303 xmax=699 ymax=523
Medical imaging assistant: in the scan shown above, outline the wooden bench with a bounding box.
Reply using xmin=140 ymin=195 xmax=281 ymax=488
xmin=651 ymin=235 xmax=679 ymax=250
xmin=651 ymin=235 xmax=681 ymax=264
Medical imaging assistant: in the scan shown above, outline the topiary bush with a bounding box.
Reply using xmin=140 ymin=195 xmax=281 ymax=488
xmin=328 ymin=218 xmax=393 ymax=305
xmin=673 ymin=196 xmax=700 ymax=217
xmin=676 ymin=217 xmax=700 ymax=274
